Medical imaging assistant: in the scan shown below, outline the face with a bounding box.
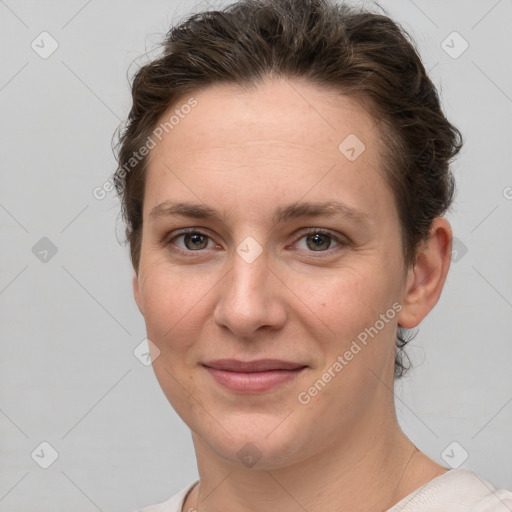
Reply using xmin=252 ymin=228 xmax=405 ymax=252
xmin=133 ymin=77 xmax=411 ymax=469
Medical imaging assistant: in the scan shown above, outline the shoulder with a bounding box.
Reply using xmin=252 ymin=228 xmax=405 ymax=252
xmin=133 ymin=480 xmax=199 ymax=512
xmin=389 ymin=468 xmax=512 ymax=512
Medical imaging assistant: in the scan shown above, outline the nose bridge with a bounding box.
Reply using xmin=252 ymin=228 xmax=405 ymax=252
xmin=233 ymin=241 xmax=271 ymax=294
xmin=213 ymin=241 xmax=286 ymax=337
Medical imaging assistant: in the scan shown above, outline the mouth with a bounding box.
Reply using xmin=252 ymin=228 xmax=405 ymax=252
xmin=201 ymin=359 xmax=308 ymax=393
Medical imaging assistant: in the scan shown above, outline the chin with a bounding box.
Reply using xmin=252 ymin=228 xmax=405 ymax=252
xmin=192 ymin=414 xmax=314 ymax=470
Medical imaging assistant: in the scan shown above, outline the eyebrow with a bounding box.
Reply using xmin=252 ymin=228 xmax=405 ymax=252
xmin=149 ymin=200 xmax=370 ymax=226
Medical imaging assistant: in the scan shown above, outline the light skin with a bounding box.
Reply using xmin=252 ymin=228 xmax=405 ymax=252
xmin=133 ymin=77 xmax=453 ymax=512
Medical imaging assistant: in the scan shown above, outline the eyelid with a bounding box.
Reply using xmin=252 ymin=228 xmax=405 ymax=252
xmin=290 ymin=227 xmax=348 ymax=252
xmin=165 ymin=227 xmax=218 ymax=254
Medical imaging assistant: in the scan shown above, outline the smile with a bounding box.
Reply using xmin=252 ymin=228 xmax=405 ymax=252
xmin=202 ymin=359 xmax=308 ymax=393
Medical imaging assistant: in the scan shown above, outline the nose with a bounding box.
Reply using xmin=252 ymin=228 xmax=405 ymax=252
xmin=213 ymin=246 xmax=287 ymax=339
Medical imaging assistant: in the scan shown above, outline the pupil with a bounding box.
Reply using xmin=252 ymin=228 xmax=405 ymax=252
xmin=186 ymin=233 xmax=207 ymax=250
xmin=308 ymin=233 xmax=330 ymax=251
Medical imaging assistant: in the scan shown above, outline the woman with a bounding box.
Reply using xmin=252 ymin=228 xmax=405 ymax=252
xmin=113 ymin=0 xmax=512 ymax=510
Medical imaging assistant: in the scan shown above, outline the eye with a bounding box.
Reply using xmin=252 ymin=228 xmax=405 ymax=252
xmin=294 ymin=229 xmax=344 ymax=252
xmin=164 ymin=227 xmax=348 ymax=256
xmin=168 ymin=229 xmax=217 ymax=252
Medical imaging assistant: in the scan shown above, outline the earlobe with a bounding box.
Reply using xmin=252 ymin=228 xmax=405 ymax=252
xmin=397 ymin=217 xmax=452 ymax=329
xmin=133 ymin=273 xmax=144 ymax=315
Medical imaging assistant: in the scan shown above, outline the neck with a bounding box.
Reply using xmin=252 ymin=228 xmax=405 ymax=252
xmin=185 ymin=414 xmax=434 ymax=512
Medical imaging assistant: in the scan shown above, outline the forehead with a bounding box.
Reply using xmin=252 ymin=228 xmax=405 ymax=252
xmin=143 ymin=77 xmax=392 ymax=224
xmin=151 ymin=78 xmax=380 ymax=158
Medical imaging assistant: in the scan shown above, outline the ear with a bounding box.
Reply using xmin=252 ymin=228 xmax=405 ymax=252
xmin=133 ymin=272 xmax=144 ymax=315
xmin=397 ymin=217 xmax=452 ymax=329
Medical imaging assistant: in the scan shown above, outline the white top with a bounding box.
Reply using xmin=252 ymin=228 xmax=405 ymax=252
xmin=135 ymin=468 xmax=512 ymax=512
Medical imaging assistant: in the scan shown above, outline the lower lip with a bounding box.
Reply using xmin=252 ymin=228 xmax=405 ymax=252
xmin=203 ymin=366 xmax=306 ymax=393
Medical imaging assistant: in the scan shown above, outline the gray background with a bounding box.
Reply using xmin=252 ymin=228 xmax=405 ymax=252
xmin=1 ymin=0 xmax=511 ymax=511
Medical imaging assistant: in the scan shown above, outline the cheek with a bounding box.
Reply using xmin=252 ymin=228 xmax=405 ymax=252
xmin=138 ymin=265 xmax=201 ymax=348
xmin=303 ymin=270 xmax=398 ymax=398
xmin=138 ymin=267 xmax=209 ymax=412
xmin=310 ymin=265 xmax=393 ymax=332
xmin=310 ymin=265 xmax=399 ymax=376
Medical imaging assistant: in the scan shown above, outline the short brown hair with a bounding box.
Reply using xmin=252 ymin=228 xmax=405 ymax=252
xmin=113 ymin=0 xmax=463 ymax=377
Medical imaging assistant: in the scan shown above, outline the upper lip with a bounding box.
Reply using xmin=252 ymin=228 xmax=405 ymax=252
xmin=202 ymin=359 xmax=307 ymax=372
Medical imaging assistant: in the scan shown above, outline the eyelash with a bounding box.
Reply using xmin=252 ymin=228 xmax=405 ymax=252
xmin=164 ymin=227 xmax=348 ymax=257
